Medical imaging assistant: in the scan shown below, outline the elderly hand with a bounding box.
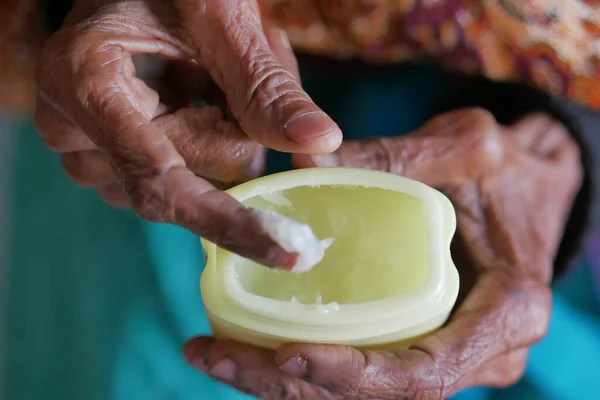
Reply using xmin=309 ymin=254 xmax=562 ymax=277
xmin=183 ymin=109 xmax=582 ymax=399
xmin=34 ymin=0 xmax=341 ymax=269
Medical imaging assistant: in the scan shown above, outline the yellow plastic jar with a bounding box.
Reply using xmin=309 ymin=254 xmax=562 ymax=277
xmin=201 ymin=167 xmax=459 ymax=350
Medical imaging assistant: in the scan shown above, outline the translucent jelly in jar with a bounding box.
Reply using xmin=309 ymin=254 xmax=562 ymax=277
xmin=201 ymin=168 xmax=459 ymax=350
xmin=236 ymin=185 xmax=429 ymax=305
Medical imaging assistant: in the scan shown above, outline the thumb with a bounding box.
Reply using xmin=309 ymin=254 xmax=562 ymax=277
xmin=174 ymin=0 xmax=341 ymax=154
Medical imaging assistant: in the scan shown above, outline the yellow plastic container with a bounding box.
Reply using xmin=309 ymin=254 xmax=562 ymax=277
xmin=201 ymin=167 xmax=459 ymax=350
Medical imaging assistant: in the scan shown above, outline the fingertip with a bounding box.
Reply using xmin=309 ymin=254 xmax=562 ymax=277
xmin=283 ymin=111 xmax=342 ymax=154
xmin=278 ymin=356 xmax=307 ymax=378
xmin=183 ymin=336 xmax=215 ymax=371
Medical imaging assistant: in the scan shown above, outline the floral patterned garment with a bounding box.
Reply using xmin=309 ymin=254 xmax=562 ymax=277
xmin=261 ymin=0 xmax=600 ymax=110
xmin=3 ymin=0 xmax=600 ymax=110
xmin=0 ymin=0 xmax=43 ymax=112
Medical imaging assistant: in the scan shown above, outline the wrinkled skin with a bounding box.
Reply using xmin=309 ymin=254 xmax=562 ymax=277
xmin=34 ymin=0 xmax=343 ymax=270
xmin=183 ymin=109 xmax=583 ymax=399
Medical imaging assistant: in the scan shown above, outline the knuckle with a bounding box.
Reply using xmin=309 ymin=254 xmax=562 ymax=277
xmin=39 ymin=25 xmax=113 ymax=104
xmin=372 ymin=138 xmax=395 ymax=173
xmin=564 ymin=141 xmax=582 ymax=169
xmin=427 ymin=107 xmax=496 ymax=138
xmin=36 ymin=28 xmax=78 ymax=94
xmin=557 ymin=131 xmax=583 ymax=170
xmin=459 ymin=108 xmax=503 ymax=166
xmin=127 ymin=177 xmax=171 ymax=223
xmin=244 ymin=47 xmax=301 ymax=112
xmin=36 ymin=32 xmax=63 ymax=84
xmin=500 ymin=360 xmax=527 ymax=388
xmin=459 ymin=107 xmax=496 ymax=127
xmin=258 ymin=85 xmax=309 ymax=115
xmin=125 ymin=165 xmax=193 ymax=224
xmin=124 ymin=164 xmax=181 ymax=223
xmin=219 ymin=139 xmax=264 ymax=183
xmin=42 ymin=27 xmax=72 ymax=54
xmin=178 ymin=112 xmax=265 ymax=183
xmin=562 ymin=131 xmax=581 ymax=156
xmin=342 ymin=138 xmax=394 ymax=173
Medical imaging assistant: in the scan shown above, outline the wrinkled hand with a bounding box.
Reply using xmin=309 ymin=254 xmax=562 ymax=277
xmin=183 ymin=109 xmax=582 ymax=399
xmin=34 ymin=0 xmax=342 ymax=269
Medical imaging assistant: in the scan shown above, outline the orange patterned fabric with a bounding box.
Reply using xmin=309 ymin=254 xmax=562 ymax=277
xmin=261 ymin=0 xmax=600 ymax=110
xmin=2 ymin=1 xmax=600 ymax=110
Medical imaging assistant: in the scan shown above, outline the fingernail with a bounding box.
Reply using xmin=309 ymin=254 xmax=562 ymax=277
xmin=210 ymin=358 xmax=237 ymax=382
xmin=269 ymin=248 xmax=299 ymax=271
xmin=284 ymin=111 xmax=340 ymax=145
xmin=310 ymin=154 xmax=340 ymax=167
xmin=278 ymin=356 xmax=306 ymax=378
